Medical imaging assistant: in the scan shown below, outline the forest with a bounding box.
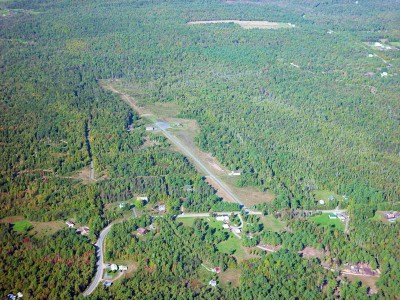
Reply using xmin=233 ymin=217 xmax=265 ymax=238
xmin=0 ymin=0 xmax=399 ymax=299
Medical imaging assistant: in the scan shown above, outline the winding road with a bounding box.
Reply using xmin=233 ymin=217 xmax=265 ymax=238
xmin=82 ymin=223 xmax=113 ymax=296
xmin=83 ymin=208 xmax=137 ymax=296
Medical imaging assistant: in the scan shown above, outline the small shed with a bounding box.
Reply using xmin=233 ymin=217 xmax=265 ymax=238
xmin=158 ymin=204 xmax=166 ymax=213
xmin=145 ymin=126 xmax=155 ymax=131
xmin=229 ymin=171 xmax=241 ymax=176
xmin=66 ymin=221 xmax=75 ymax=228
xmin=137 ymin=228 xmax=148 ymax=235
xmin=17 ymin=292 xmax=23 ymax=298
xmin=329 ymin=214 xmax=337 ymax=219
xmin=222 ymin=224 xmax=229 ymax=229
xmin=385 ymin=212 xmax=395 ymax=219
xmin=318 ymin=200 xmax=325 ymax=205
xmin=118 ymin=203 xmax=126 ymax=209
xmin=184 ymin=185 xmax=193 ymax=191
xmin=216 ymin=216 xmax=229 ymax=222
xmin=209 ymin=280 xmax=217 ymax=288
xmin=7 ymin=294 xmax=16 ymax=300
xmin=81 ymin=226 xmax=90 ymax=235
xmin=137 ymin=196 xmax=149 ymax=202
xmin=103 ymin=281 xmax=112 ymax=287
xmin=213 ymin=267 xmax=221 ymax=273
xmin=119 ymin=265 xmax=128 ymax=271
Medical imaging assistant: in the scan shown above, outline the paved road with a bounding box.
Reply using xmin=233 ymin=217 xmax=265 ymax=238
xmin=83 ymin=208 xmax=137 ymax=296
xmin=176 ymin=213 xmax=210 ymax=218
xmin=176 ymin=211 xmax=261 ymax=218
xmin=154 ymin=122 xmax=246 ymax=208
xmin=82 ymin=223 xmax=113 ymax=296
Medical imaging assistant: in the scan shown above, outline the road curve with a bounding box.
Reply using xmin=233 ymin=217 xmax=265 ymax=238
xmin=154 ymin=122 xmax=245 ymax=208
xmin=82 ymin=223 xmax=113 ymax=296
xmin=83 ymin=208 xmax=138 ymax=296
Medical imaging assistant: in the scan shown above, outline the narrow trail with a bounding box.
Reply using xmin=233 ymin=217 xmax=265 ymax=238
xmin=85 ymin=115 xmax=96 ymax=182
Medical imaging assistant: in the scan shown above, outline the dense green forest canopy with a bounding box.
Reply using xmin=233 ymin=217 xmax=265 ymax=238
xmin=1 ymin=0 xmax=399 ymax=299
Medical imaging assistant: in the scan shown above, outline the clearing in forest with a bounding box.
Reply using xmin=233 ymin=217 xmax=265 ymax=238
xmin=342 ymin=274 xmax=379 ymax=294
xmin=309 ymin=213 xmax=345 ymax=231
xmin=260 ymin=215 xmax=286 ymax=232
xmin=0 ymin=217 xmax=65 ymax=237
xmin=218 ymin=268 xmax=241 ymax=287
xmin=187 ymin=20 xmax=295 ymax=29
xmin=101 ymin=79 xmax=275 ymax=207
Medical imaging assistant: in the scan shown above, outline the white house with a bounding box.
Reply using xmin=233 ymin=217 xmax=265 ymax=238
xmin=222 ymin=224 xmax=229 ymax=229
xmin=216 ymin=216 xmax=229 ymax=222
xmin=119 ymin=265 xmax=128 ymax=271
xmin=17 ymin=292 xmax=23 ymax=298
xmin=381 ymin=72 xmax=388 ymax=77
xmin=110 ymin=264 xmax=118 ymax=271
xmin=145 ymin=126 xmax=155 ymax=131
xmin=229 ymin=171 xmax=241 ymax=176
xmin=209 ymin=279 xmax=217 ymax=288
xmin=136 ymin=196 xmax=149 ymax=202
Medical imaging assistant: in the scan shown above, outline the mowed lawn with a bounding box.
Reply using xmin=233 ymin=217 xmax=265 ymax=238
xmin=309 ymin=213 xmax=345 ymax=230
xmin=178 ymin=217 xmax=208 ymax=227
xmin=260 ymin=215 xmax=286 ymax=232
xmin=313 ymin=190 xmax=340 ymax=202
xmin=13 ymin=220 xmax=32 ymax=232
xmin=217 ymin=234 xmax=247 ymax=260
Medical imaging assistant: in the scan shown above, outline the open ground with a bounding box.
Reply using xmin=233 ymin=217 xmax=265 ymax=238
xmin=187 ymin=20 xmax=294 ymax=29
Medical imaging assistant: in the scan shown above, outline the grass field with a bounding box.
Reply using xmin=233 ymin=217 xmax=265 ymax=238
xmin=13 ymin=220 xmax=32 ymax=232
xmin=31 ymin=221 xmax=65 ymax=237
xmin=178 ymin=217 xmax=205 ymax=227
xmin=217 ymin=234 xmax=247 ymax=260
xmin=313 ymin=190 xmax=341 ymax=202
xmin=218 ymin=268 xmax=241 ymax=287
xmin=309 ymin=213 xmax=344 ymax=230
xmin=260 ymin=215 xmax=286 ymax=232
